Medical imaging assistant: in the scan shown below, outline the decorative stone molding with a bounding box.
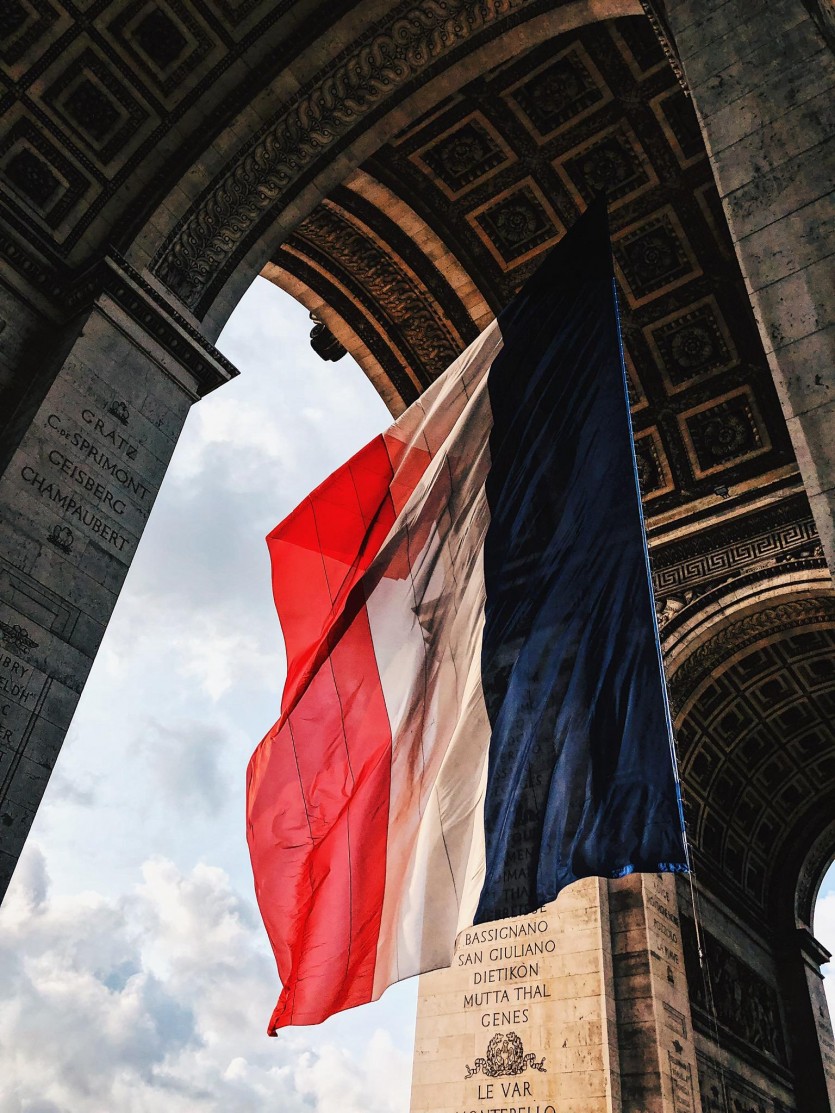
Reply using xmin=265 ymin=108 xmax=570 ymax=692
xmin=293 ymin=203 xmax=461 ymax=379
xmin=669 ymin=594 xmax=835 ymax=718
xmin=681 ymin=917 xmax=788 ymax=1066
xmin=150 ymin=0 xmax=537 ymax=311
xmin=654 ymin=516 xmax=821 ymax=599
xmin=795 ymin=819 xmax=835 ymax=928
xmin=0 ymin=238 xmax=239 ymax=397
xmin=99 ymin=254 xmax=239 ymax=396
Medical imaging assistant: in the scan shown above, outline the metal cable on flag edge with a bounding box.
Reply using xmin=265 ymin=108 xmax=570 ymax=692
xmin=611 ymin=276 xmax=687 ymax=855
xmin=613 ymin=276 xmax=730 ymax=1107
xmin=680 ymin=828 xmax=732 ymax=1112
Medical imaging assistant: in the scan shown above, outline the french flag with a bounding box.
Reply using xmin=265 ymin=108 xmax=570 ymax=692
xmin=246 ymin=203 xmax=687 ymax=1034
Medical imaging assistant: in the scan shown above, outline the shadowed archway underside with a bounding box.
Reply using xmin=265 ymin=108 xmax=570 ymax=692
xmin=1 ymin=0 xmax=831 ymax=948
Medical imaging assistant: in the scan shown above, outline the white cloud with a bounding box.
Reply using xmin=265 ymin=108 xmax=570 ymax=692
xmin=45 ymin=767 xmax=97 ymax=809
xmin=5 ymin=243 xmax=832 ymax=1109
xmin=0 ymin=845 xmax=411 ymax=1113
xmin=142 ymin=721 xmax=228 ymax=813
xmin=175 ymin=618 xmax=279 ymax=702
xmin=170 ymin=397 xmax=300 ymax=490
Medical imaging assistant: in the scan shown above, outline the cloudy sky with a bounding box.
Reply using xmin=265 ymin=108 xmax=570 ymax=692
xmin=0 ymin=277 xmax=833 ymax=1111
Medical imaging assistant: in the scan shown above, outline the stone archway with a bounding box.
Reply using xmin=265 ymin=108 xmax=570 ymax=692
xmin=139 ymin=0 xmax=640 ymax=328
xmin=0 ymin=1 xmax=833 ymax=1109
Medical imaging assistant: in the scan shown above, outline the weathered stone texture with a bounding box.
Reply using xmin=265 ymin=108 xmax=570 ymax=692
xmin=0 ymin=3 xmax=833 ymax=1108
xmin=411 ymin=875 xmax=705 ymax=1113
xmin=0 ymin=271 xmax=235 ymax=898
xmin=411 ymin=879 xmax=621 ymax=1113
xmin=665 ymin=0 xmax=835 ymax=572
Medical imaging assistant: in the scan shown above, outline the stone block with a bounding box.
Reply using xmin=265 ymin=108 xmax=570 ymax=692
xmin=608 ymin=874 xmax=643 ymax=905
xmin=545 ymin=1042 xmax=606 ymax=1074
xmin=412 ymin=893 xmax=612 ymax=1111
xmin=723 ymin=136 xmax=835 ymax=238
xmin=548 ymin=948 xmax=604 ymax=978
xmin=547 ymin=971 xmax=605 ymax=1000
xmin=739 ymin=194 xmax=835 ymax=289
xmin=610 ymin=904 xmax=645 ymax=933
xmin=36 ymin=676 xmax=79 ymax=733
xmin=613 ymin=970 xmax=653 ymax=1001
xmin=687 ymin=17 xmax=829 ymax=122
xmin=0 ymin=798 xmax=35 ymax=859
xmin=809 ymin=489 xmax=835 ymax=572
xmin=761 ymin=266 xmax=835 ymax=354
xmin=674 ymin=0 xmax=809 ymax=83
xmin=5 ymin=712 xmax=64 ymax=783
xmin=416 ymin=988 xmax=464 ymax=1018
xmin=786 ymin=400 xmax=835 ymax=497
xmin=618 ymin=1036 xmax=658 ymax=1077
xmin=768 ymin=323 xmax=835 ymax=425
xmin=611 ymin=927 xmax=649 ymax=955
xmin=5 ymin=754 xmax=52 ymax=805
xmin=708 ymin=88 xmax=835 ymax=196
xmin=615 ymin=995 xmax=656 ymax=1028
xmin=551 ymin=1066 xmax=610 ymax=1098
xmin=621 ymin=1074 xmax=665 ymax=1113
xmin=67 ymin=611 xmax=107 ymax=659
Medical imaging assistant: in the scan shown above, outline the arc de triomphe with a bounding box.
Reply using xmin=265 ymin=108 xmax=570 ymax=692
xmin=0 ymin=1 xmax=833 ymax=1109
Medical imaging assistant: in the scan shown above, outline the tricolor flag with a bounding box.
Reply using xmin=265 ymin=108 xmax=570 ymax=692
xmin=246 ymin=203 xmax=687 ymax=1034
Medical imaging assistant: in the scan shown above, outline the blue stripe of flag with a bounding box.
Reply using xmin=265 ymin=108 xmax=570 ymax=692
xmin=475 ymin=201 xmax=687 ymax=925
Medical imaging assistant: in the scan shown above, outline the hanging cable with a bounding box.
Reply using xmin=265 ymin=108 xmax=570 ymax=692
xmin=613 ymin=269 xmax=729 ymax=1110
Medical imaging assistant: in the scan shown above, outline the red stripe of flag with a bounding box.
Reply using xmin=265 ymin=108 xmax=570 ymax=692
xmin=247 ymin=431 xmax=431 ymax=1031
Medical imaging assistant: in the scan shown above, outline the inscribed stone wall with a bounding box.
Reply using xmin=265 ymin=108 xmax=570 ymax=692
xmin=411 ymin=879 xmax=620 ymax=1113
xmin=0 ymin=273 xmax=234 ymax=895
xmin=411 ymin=873 xmax=706 ymax=1113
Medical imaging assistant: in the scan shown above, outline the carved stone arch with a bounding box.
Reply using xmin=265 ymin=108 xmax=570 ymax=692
xmin=262 ymin=168 xmax=493 ymax=414
xmin=140 ymin=0 xmax=641 ymax=331
xmin=668 ymin=591 xmax=835 ymax=924
xmin=795 ymin=820 xmax=835 ymax=932
xmin=661 ymin=564 xmax=832 ymax=683
xmin=670 ymin=592 xmax=835 ymax=724
xmin=1 ymin=0 xmax=834 ymax=1106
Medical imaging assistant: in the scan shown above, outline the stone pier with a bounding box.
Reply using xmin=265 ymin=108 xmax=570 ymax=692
xmin=411 ymin=874 xmax=702 ymax=1113
xmin=0 ymin=260 xmax=236 ymax=895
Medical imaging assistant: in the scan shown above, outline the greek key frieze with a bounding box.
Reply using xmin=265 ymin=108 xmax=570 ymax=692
xmin=653 ymin=518 xmax=819 ymax=595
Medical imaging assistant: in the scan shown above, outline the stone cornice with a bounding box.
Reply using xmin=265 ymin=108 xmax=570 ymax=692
xmin=100 ymin=255 xmax=239 ymax=397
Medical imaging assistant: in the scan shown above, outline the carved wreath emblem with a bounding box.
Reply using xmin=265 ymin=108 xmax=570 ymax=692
xmin=0 ymin=621 xmax=38 ymax=655
xmin=108 ymin=399 xmax=130 ymax=425
xmin=48 ymin=524 xmax=73 ymax=553
xmin=465 ymin=1031 xmax=546 ymax=1078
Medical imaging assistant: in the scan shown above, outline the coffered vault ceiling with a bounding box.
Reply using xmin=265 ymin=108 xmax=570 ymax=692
xmin=0 ymin=0 xmax=356 ymax=279
xmin=268 ymin=16 xmax=798 ymax=523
